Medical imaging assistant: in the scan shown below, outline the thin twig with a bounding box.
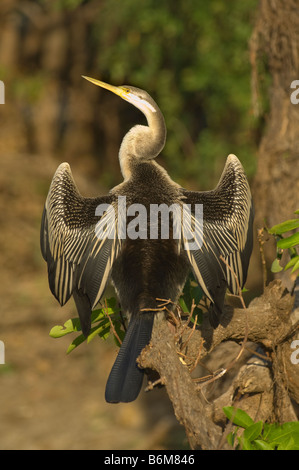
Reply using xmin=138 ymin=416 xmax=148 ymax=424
xmin=181 ymin=314 xmax=198 ymax=350
xmin=140 ymin=297 xmax=174 ymax=313
xmin=194 ymin=368 xmax=227 ymax=388
xmin=257 ymin=227 xmax=268 ymax=290
xmin=156 ymin=298 xmax=175 ymax=307
xmin=140 ymin=306 xmax=167 ymax=312
xmin=189 ymin=338 xmax=204 ymax=373
xmin=144 ymin=377 xmax=164 ymax=392
xmin=179 ymin=300 xmax=196 ymax=336
xmin=103 ymin=299 xmax=122 ymax=345
xmin=244 ymin=346 xmax=272 ymax=362
xmin=167 ymin=309 xmax=181 ymax=328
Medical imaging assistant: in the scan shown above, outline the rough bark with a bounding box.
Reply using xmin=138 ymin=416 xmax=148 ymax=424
xmin=140 ymin=315 xmax=226 ymax=450
xmin=139 ymin=281 xmax=299 ymax=449
xmin=250 ymin=0 xmax=299 ymax=292
xmin=251 ymin=0 xmax=299 ymax=230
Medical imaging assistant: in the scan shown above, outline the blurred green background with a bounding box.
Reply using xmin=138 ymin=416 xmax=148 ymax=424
xmin=2 ymin=0 xmax=260 ymax=187
xmin=0 ymin=0 xmax=262 ymax=450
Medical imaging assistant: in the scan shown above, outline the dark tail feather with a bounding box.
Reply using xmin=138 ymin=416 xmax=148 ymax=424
xmin=208 ymin=283 xmax=226 ymax=328
xmin=73 ymin=289 xmax=92 ymax=337
xmin=105 ymin=313 xmax=154 ymax=403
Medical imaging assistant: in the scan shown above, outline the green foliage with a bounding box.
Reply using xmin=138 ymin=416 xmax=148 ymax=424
xmin=224 ymin=406 xmax=299 ymax=450
xmin=269 ymin=210 xmax=299 ymax=277
xmin=13 ymin=73 xmax=46 ymax=104
xmin=49 ymin=297 xmax=125 ymax=353
xmin=14 ymin=0 xmax=260 ymax=189
xmin=50 ymin=274 xmax=204 ymax=352
xmin=179 ymin=271 xmax=203 ymax=323
xmin=92 ymin=0 xmax=259 ymax=187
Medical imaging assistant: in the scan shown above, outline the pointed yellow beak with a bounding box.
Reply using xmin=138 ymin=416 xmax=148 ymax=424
xmin=82 ymin=75 xmax=126 ymax=98
xmin=82 ymin=75 xmax=157 ymax=115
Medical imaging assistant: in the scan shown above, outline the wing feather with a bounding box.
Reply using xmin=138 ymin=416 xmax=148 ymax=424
xmin=41 ymin=162 xmax=121 ymax=335
xmin=181 ymin=154 xmax=253 ymax=326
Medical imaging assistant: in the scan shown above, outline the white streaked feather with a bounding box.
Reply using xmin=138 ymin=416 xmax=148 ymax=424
xmin=181 ymin=154 xmax=252 ymax=300
xmin=44 ymin=162 xmax=121 ymax=309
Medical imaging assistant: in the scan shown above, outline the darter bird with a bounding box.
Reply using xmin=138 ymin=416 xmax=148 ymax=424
xmin=40 ymin=77 xmax=253 ymax=403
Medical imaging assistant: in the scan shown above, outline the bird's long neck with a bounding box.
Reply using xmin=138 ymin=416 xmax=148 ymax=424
xmin=119 ymin=106 xmax=166 ymax=180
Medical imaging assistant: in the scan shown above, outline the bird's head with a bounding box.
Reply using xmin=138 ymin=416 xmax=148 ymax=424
xmin=82 ymin=76 xmax=166 ymax=176
xmin=82 ymin=76 xmax=157 ymax=116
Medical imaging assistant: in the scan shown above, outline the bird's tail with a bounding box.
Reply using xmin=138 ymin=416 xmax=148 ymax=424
xmin=105 ymin=312 xmax=154 ymax=403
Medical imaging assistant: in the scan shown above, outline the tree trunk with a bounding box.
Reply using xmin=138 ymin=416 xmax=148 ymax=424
xmin=251 ymin=0 xmax=299 ymax=229
xmin=247 ymin=0 xmax=299 ymax=297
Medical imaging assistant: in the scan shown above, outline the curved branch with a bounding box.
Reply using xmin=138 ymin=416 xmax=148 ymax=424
xmin=139 ymin=315 xmax=227 ymax=450
xmin=139 ymin=280 xmax=298 ymax=449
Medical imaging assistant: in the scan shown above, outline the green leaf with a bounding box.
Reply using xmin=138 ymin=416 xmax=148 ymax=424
xmin=104 ymin=297 xmax=119 ymax=310
xmin=238 ymin=435 xmax=254 ymax=450
xmin=243 ymin=421 xmax=263 ymax=441
xmin=181 ymin=274 xmax=193 ymax=313
xmin=180 ymin=272 xmax=203 ymax=324
xmin=226 ymin=430 xmax=237 ymax=448
xmin=66 ymin=323 xmax=110 ymax=354
xmin=49 ymin=318 xmax=81 ymax=338
xmin=49 ymin=295 xmax=125 ymax=355
xmin=87 ymin=320 xmax=111 ymax=343
xmin=277 ymin=436 xmax=297 ymax=450
xmin=66 ymin=333 xmax=86 ymax=354
xmin=179 ymin=297 xmax=189 ymax=313
xmin=223 ymin=407 xmax=254 ymax=428
xmin=277 ymin=232 xmax=299 ymax=249
xmin=191 ymin=283 xmax=203 ymax=305
xmin=261 ymin=423 xmax=276 ymax=441
xmin=284 ymin=255 xmax=299 ymax=271
xmin=291 ymin=258 xmax=299 ymax=274
xmin=49 ymin=325 xmax=69 ymax=338
xmin=253 ymin=439 xmax=275 ymax=450
xmin=265 ymin=421 xmax=299 ymax=449
xmin=271 ymin=258 xmax=283 ymax=273
xmin=268 ymin=219 xmax=299 ymax=235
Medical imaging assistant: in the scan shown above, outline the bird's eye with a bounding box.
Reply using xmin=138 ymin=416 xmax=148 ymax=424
xmin=122 ymin=87 xmax=130 ymax=94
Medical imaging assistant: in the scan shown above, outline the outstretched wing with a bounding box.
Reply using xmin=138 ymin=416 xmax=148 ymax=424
xmin=40 ymin=162 xmax=121 ymax=336
xmin=181 ymin=154 xmax=253 ymax=327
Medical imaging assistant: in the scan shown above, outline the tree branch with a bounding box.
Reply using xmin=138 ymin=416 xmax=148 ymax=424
xmin=139 ymin=280 xmax=299 ymax=449
xmin=139 ymin=315 xmax=227 ymax=450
